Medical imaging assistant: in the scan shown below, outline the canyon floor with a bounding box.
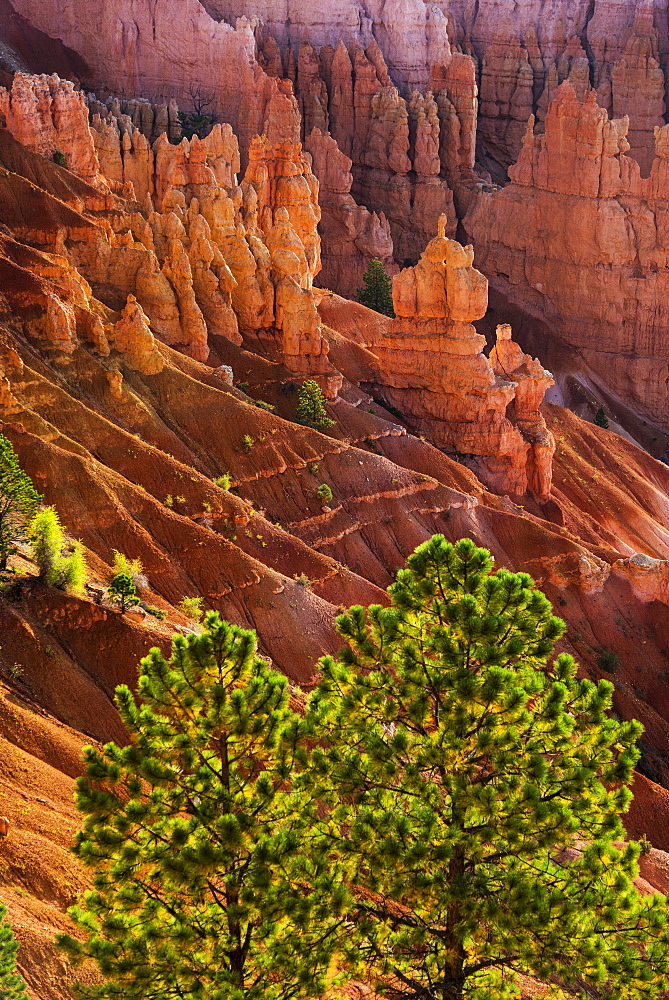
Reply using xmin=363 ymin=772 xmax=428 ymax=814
xmin=2 ymin=0 xmax=669 ymax=996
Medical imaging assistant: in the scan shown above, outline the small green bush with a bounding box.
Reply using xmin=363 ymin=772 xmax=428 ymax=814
xmin=213 ymin=473 xmax=232 ymax=490
xmin=595 ymin=407 xmax=609 ymax=429
xmin=317 ymin=484 xmax=333 ymax=503
xmin=237 ymin=383 xmax=250 ymax=394
xmin=242 ymin=435 xmax=254 ymax=453
xmin=52 ymin=150 xmax=67 ymax=167
xmin=178 ymin=596 xmax=204 ymax=623
xmin=30 ymin=507 xmax=63 ymax=582
xmin=144 ymin=604 xmax=167 ymax=621
xmin=254 ymin=400 xmax=276 ymax=413
xmin=112 ymin=550 xmax=147 ymax=590
xmin=599 ymin=650 xmax=620 ymax=674
xmin=29 ymin=507 xmax=87 ymax=593
xmin=639 ymin=834 xmax=652 ymax=856
xmin=59 ymin=541 xmax=87 ymax=596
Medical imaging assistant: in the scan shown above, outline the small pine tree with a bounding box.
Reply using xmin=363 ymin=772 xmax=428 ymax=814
xmin=58 ymin=614 xmax=348 ymax=1000
xmin=107 ymin=572 xmax=140 ymax=613
xmin=0 ymin=434 xmax=42 ymax=571
xmin=296 ymin=380 xmax=335 ymax=430
xmin=177 ymin=595 xmax=203 ymax=622
xmin=306 ymin=535 xmax=669 ymax=1000
xmin=112 ymin=550 xmax=147 ymax=591
xmin=595 ymin=406 xmax=610 ymax=428
xmin=0 ymin=904 xmax=29 ymax=1000
xmin=356 ymin=257 xmax=395 ymax=317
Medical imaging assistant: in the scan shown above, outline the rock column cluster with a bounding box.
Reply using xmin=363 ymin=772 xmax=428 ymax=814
xmin=371 ymin=216 xmax=555 ymax=498
xmin=465 ymin=80 xmax=669 ymax=429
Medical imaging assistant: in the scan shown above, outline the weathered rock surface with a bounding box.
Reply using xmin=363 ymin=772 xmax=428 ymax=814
xmin=304 ymin=127 xmax=393 ymax=297
xmin=369 ymin=216 xmax=555 ymax=498
xmin=0 ymin=72 xmax=108 ymax=188
xmin=465 ymin=81 xmax=669 ymax=431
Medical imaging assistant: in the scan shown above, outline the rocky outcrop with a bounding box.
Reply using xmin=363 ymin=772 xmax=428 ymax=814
xmin=612 ymin=553 xmax=669 ymax=605
xmin=489 ymin=323 xmax=555 ymax=499
xmin=0 ymin=73 xmax=108 ymax=189
xmin=323 ymin=41 xmax=460 ymax=263
xmin=370 ymin=216 xmax=555 ymax=498
xmin=465 ymin=81 xmax=669 ymax=431
xmin=111 ymin=294 xmax=164 ymax=374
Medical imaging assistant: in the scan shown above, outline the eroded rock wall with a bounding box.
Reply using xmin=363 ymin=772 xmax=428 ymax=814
xmin=465 ymin=81 xmax=669 ymax=431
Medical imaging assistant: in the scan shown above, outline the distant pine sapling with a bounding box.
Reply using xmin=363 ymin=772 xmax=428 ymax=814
xmin=0 ymin=434 xmax=42 ymax=571
xmin=595 ymin=406 xmax=610 ymax=428
xmin=305 ymin=535 xmax=669 ymax=1000
xmin=296 ymin=380 xmax=334 ymax=430
xmin=0 ymin=904 xmax=29 ymax=1000
xmin=356 ymin=257 xmax=395 ymax=317
xmin=58 ymin=614 xmax=350 ymax=1000
xmin=177 ymin=595 xmax=204 ymax=623
xmin=107 ymin=572 xmax=140 ymax=613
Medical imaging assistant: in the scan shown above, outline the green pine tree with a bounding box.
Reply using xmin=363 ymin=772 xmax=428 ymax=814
xmin=357 ymin=257 xmax=395 ymax=317
xmin=305 ymin=535 xmax=669 ymax=1000
xmin=595 ymin=406 xmax=610 ymax=429
xmin=0 ymin=904 xmax=29 ymax=1000
xmin=58 ymin=613 xmax=349 ymax=1000
xmin=107 ymin=572 xmax=140 ymax=613
xmin=0 ymin=434 xmax=42 ymax=571
xmin=295 ymin=380 xmax=335 ymax=430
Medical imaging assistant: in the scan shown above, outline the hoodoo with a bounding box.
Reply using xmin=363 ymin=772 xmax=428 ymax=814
xmin=370 ymin=215 xmax=555 ymax=498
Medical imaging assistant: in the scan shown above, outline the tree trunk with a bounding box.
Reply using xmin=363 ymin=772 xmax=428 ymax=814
xmin=443 ymin=849 xmax=466 ymax=1000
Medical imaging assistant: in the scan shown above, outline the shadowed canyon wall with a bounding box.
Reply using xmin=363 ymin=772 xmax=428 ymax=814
xmin=465 ymin=81 xmax=669 ymax=432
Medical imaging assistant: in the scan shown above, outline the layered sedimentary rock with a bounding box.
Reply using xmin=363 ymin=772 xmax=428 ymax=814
xmin=370 ymin=216 xmax=555 ymax=497
xmin=296 ymin=38 xmax=481 ymax=264
xmin=304 ymin=127 xmax=393 ymax=296
xmin=465 ymin=81 xmax=669 ymax=430
xmin=5 ymin=0 xmax=282 ymax=161
xmin=111 ymin=294 xmax=164 ymax=374
xmin=445 ymin=0 xmax=669 ymax=171
xmin=87 ymin=93 xmax=182 ymax=145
